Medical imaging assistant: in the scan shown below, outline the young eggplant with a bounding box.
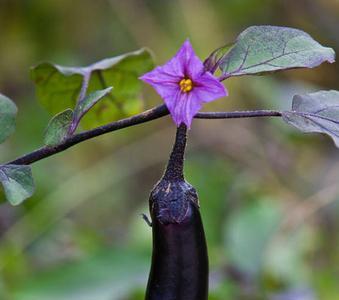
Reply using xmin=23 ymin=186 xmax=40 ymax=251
xmin=145 ymin=124 xmax=209 ymax=300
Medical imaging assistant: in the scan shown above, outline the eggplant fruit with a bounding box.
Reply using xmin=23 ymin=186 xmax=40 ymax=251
xmin=145 ymin=125 xmax=209 ymax=300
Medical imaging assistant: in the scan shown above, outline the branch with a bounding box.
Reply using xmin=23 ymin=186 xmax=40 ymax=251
xmin=6 ymin=106 xmax=281 ymax=166
xmin=195 ymin=110 xmax=282 ymax=119
xmin=8 ymin=105 xmax=169 ymax=165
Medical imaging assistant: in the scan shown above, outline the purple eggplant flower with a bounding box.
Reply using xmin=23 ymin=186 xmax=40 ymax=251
xmin=140 ymin=40 xmax=228 ymax=127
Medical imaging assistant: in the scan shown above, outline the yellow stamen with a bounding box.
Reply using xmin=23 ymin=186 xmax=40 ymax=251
xmin=179 ymin=78 xmax=193 ymax=93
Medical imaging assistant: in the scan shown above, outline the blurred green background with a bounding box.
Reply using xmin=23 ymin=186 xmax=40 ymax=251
xmin=0 ymin=0 xmax=339 ymax=299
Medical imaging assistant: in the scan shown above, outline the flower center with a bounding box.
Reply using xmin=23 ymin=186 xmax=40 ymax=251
xmin=179 ymin=78 xmax=193 ymax=93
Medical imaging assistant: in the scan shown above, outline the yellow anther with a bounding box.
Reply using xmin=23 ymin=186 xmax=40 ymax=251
xmin=179 ymin=78 xmax=193 ymax=93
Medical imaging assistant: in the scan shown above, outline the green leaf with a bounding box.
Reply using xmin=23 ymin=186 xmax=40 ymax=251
xmin=217 ymin=26 xmax=335 ymax=78
xmin=282 ymin=90 xmax=339 ymax=148
xmin=71 ymin=87 xmax=113 ymax=133
xmin=0 ymin=93 xmax=18 ymax=143
xmin=30 ymin=63 xmax=83 ymax=114
xmin=0 ymin=165 xmax=35 ymax=205
xmin=44 ymin=109 xmax=74 ymax=146
xmin=31 ymin=48 xmax=154 ymax=128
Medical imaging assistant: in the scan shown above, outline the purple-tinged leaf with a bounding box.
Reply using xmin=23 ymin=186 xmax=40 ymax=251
xmin=216 ymin=26 xmax=335 ymax=79
xmin=70 ymin=87 xmax=113 ymax=134
xmin=0 ymin=93 xmax=17 ymax=144
xmin=282 ymin=90 xmax=339 ymax=147
xmin=203 ymin=44 xmax=233 ymax=74
xmin=0 ymin=165 xmax=34 ymax=205
xmin=44 ymin=109 xmax=73 ymax=146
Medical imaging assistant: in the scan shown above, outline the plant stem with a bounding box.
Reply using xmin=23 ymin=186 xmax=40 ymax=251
xmin=7 ymin=105 xmax=169 ymax=165
xmin=195 ymin=110 xmax=282 ymax=119
xmin=163 ymin=124 xmax=187 ymax=181
xmin=5 ymin=105 xmax=282 ymax=166
xmin=68 ymin=70 xmax=92 ymax=135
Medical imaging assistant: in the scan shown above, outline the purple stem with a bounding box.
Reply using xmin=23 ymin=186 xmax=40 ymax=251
xmin=5 ymin=105 xmax=282 ymax=166
xmin=68 ymin=70 xmax=92 ymax=135
xmin=163 ymin=124 xmax=187 ymax=181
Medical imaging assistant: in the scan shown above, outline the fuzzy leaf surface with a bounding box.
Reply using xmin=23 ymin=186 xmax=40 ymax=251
xmin=0 ymin=165 xmax=35 ymax=205
xmin=282 ymin=90 xmax=339 ymax=147
xmin=0 ymin=93 xmax=17 ymax=143
xmin=217 ymin=26 xmax=335 ymax=78
xmin=71 ymin=87 xmax=113 ymax=133
xmin=44 ymin=109 xmax=74 ymax=146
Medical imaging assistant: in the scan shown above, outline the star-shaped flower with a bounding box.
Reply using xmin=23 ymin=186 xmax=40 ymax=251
xmin=140 ymin=40 xmax=228 ymax=127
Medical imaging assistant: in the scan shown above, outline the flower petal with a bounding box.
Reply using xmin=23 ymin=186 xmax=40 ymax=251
xmin=179 ymin=40 xmax=205 ymax=79
xmin=140 ymin=67 xmax=179 ymax=100
xmin=164 ymin=91 xmax=203 ymax=128
xmin=140 ymin=41 xmax=191 ymax=87
xmin=193 ymin=72 xmax=228 ymax=103
xmin=139 ymin=39 xmax=229 ymax=128
xmin=182 ymin=92 xmax=203 ymax=127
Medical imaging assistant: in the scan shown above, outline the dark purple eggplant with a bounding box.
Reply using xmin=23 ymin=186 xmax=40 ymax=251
xmin=145 ymin=125 xmax=209 ymax=300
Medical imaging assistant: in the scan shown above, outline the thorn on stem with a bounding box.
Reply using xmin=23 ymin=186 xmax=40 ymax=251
xmin=141 ymin=213 xmax=152 ymax=227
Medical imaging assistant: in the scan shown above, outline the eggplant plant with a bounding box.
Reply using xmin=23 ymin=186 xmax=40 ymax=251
xmin=0 ymin=25 xmax=337 ymax=299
